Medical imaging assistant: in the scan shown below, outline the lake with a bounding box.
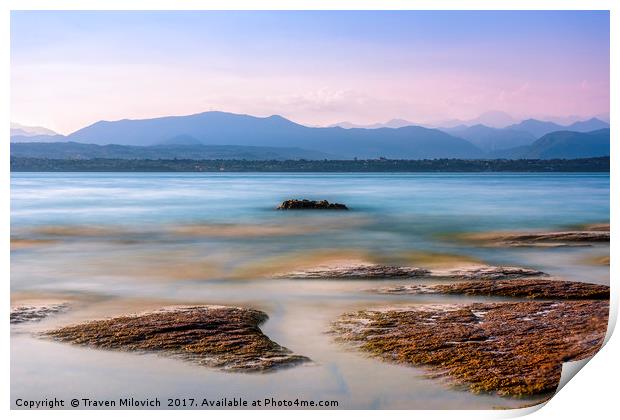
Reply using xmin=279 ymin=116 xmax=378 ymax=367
xmin=10 ymin=172 xmax=610 ymax=409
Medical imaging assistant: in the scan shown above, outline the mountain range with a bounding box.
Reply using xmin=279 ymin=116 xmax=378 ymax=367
xmin=485 ymin=127 xmax=609 ymax=159
xmin=10 ymin=111 xmax=610 ymax=160
xmin=10 ymin=122 xmax=59 ymax=138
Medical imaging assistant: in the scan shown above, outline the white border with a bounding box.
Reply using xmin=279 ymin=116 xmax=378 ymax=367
xmin=2 ymin=1 xmax=617 ymax=419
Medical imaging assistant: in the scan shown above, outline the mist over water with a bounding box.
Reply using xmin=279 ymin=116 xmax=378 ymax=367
xmin=11 ymin=172 xmax=609 ymax=409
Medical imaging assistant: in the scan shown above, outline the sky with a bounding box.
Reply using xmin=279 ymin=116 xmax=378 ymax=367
xmin=11 ymin=10 xmax=610 ymax=134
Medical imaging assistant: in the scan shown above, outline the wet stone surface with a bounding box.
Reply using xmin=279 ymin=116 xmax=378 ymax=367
xmin=372 ymin=278 xmax=610 ymax=300
xmin=45 ymin=305 xmax=310 ymax=372
xmin=331 ymin=300 xmax=609 ymax=396
xmin=276 ymin=263 xmax=430 ymax=279
xmin=11 ymin=303 xmax=68 ymax=324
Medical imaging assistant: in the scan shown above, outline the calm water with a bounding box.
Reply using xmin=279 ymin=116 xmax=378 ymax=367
xmin=10 ymin=172 xmax=610 ymax=409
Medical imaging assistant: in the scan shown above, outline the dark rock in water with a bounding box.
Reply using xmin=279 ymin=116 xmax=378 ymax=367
xmin=276 ymin=263 xmax=429 ymax=279
xmin=45 ymin=305 xmax=309 ymax=372
xmin=11 ymin=303 xmax=68 ymax=324
xmin=277 ymin=199 xmax=348 ymax=210
xmin=331 ymin=300 xmax=608 ymax=396
xmin=373 ymin=278 xmax=610 ymax=300
xmin=430 ymin=265 xmax=546 ymax=280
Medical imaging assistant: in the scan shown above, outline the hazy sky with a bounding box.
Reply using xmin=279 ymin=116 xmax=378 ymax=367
xmin=11 ymin=10 xmax=609 ymax=134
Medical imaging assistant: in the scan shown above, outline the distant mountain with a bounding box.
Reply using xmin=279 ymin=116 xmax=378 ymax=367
xmin=491 ymin=129 xmax=609 ymax=159
xmin=522 ymin=129 xmax=609 ymax=159
xmin=505 ymin=119 xmax=565 ymax=138
xmin=565 ymin=118 xmax=609 ymax=132
xmin=54 ymin=111 xmax=483 ymax=159
xmin=158 ymin=134 xmax=203 ymax=146
xmin=329 ymin=118 xmax=416 ymax=129
xmin=442 ymin=124 xmax=535 ymax=152
xmin=10 ymin=122 xmax=58 ymax=137
xmin=506 ymin=118 xmax=609 ymax=138
xmin=434 ymin=111 xmax=516 ymax=129
xmin=10 ymin=134 xmax=67 ymax=143
xmin=10 ymin=142 xmax=340 ymax=161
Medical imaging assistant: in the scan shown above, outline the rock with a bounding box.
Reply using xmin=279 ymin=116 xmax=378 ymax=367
xmin=331 ymin=300 xmax=608 ymax=396
xmin=430 ymin=265 xmax=546 ymax=280
xmin=579 ymin=223 xmax=609 ymax=232
xmin=373 ymin=279 xmax=610 ymax=299
xmin=277 ymin=263 xmax=542 ymax=281
xmin=45 ymin=306 xmax=309 ymax=372
xmin=277 ymin=199 xmax=348 ymax=210
xmin=276 ymin=263 xmax=429 ymax=279
xmin=460 ymin=230 xmax=609 ymax=247
xmin=11 ymin=303 xmax=68 ymax=324
xmin=588 ymin=255 xmax=610 ymax=266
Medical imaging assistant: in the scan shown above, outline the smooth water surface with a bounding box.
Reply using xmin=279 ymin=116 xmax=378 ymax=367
xmin=11 ymin=172 xmax=610 ymax=409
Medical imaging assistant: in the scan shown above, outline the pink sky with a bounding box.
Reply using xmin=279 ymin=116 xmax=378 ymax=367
xmin=11 ymin=11 xmax=610 ymax=134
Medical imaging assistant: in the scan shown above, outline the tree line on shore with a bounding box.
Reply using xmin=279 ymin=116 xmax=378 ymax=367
xmin=10 ymin=156 xmax=610 ymax=172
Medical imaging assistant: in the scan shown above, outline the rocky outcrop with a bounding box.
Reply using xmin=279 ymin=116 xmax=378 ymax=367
xmin=275 ymin=263 xmax=429 ymax=279
xmin=331 ymin=300 xmax=608 ymax=396
xmin=277 ymin=199 xmax=348 ymax=210
xmin=373 ymin=279 xmax=610 ymax=300
xmin=459 ymin=230 xmax=609 ymax=247
xmin=430 ymin=265 xmax=546 ymax=280
xmin=45 ymin=306 xmax=309 ymax=372
xmin=277 ymin=263 xmax=543 ymax=281
xmin=11 ymin=303 xmax=68 ymax=324
xmin=579 ymin=223 xmax=610 ymax=232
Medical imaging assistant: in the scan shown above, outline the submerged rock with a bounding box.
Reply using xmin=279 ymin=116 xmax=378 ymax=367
xmin=45 ymin=306 xmax=309 ymax=372
xmin=373 ymin=279 xmax=610 ymax=300
xmin=331 ymin=300 xmax=608 ymax=396
xmin=276 ymin=263 xmax=429 ymax=279
xmin=277 ymin=263 xmax=540 ymax=281
xmin=277 ymin=199 xmax=348 ymax=210
xmin=430 ymin=265 xmax=546 ymax=280
xmin=11 ymin=303 xmax=68 ymax=324
xmin=459 ymin=230 xmax=609 ymax=247
xmin=578 ymin=223 xmax=609 ymax=232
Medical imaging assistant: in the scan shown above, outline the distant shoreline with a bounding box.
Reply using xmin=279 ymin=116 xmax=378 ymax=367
xmin=10 ymin=157 xmax=610 ymax=173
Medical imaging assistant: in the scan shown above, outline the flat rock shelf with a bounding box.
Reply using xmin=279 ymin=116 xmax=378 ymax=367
xmin=458 ymin=225 xmax=609 ymax=247
xmin=11 ymin=303 xmax=68 ymax=324
xmin=275 ymin=263 xmax=430 ymax=279
xmin=276 ymin=263 xmax=544 ymax=281
xmin=45 ymin=305 xmax=310 ymax=372
xmin=372 ymin=279 xmax=610 ymax=300
xmin=331 ymin=300 xmax=608 ymax=396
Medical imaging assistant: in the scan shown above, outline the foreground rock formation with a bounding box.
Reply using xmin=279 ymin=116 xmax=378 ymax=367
xmin=11 ymin=303 xmax=68 ymax=324
xmin=331 ymin=300 xmax=608 ymax=396
xmin=276 ymin=263 xmax=429 ymax=279
xmin=277 ymin=199 xmax=348 ymax=210
xmin=373 ymin=278 xmax=610 ymax=300
xmin=45 ymin=306 xmax=309 ymax=372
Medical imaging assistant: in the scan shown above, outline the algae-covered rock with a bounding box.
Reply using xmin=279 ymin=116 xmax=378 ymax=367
xmin=45 ymin=305 xmax=309 ymax=372
xmin=331 ymin=300 xmax=608 ymax=396
xmin=276 ymin=263 xmax=429 ymax=279
xmin=373 ymin=278 xmax=610 ymax=300
xmin=277 ymin=199 xmax=348 ymax=210
xmin=11 ymin=303 xmax=68 ymax=324
xmin=277 ymin=263 xmax=542 ymax=281
xmin=430 ymin=265 xmax=547 ymax=280
xmin=459 ymin=230 xmax=609 ymax=247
